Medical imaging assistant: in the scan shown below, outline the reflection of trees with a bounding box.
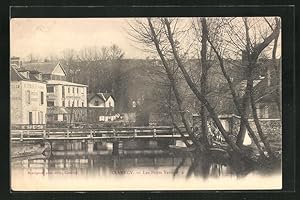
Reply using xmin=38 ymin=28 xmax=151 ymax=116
xmin=183 ymin=151 xmax=254 ymax=180
xmin=22 ymin=151 xmax=258 ymax=180
xmin=186 ymin=153 xmax=211 ymax=179
xmin=173 ymin=157 xmax=186 ymax=178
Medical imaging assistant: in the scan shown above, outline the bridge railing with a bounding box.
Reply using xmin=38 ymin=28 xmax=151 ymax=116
xmin=10 ymin=126 xmax=189 ymax=141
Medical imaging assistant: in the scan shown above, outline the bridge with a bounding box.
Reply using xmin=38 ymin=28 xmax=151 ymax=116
xmin=11 ymin=126 xmax=190 ymax=142
xmin=11 ymin=126 xmax=191 ymax=155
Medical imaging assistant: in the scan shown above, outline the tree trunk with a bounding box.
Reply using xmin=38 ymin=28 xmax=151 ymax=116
xmin=163 ymin=18 xmax=243 ymax=155
xmin=208 ymin=38 xmax=266 ymax=157
xmin=236 ymin=93 xmax=250 ymax=147
xmin=249 ymin=80 xmax=275 ymax=158
xmin=199 ymin=17 xmax=210 ymax=148
xmin=147 ymin=18 xmax=204 ymax=150
xmin=272 ymin=27 xmax=281 ymax=119
xmin=168 ymin=85 xmax=191 ymax=147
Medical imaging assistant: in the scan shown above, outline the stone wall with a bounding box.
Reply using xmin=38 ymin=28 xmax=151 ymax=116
xmin=227 ymin=117 xmax=282 ymax=149
xmin=248 ymin=119 xmax=282 ymax=145
xmin=192 ymin=114 xmax=282 ymax=147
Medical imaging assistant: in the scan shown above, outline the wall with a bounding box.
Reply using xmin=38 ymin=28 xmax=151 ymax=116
xmin=47 ymin=84 xmax=87 ymax=108
xmin=10 ymin=81 xmax=23 ymax=124
xmin=11 ymin=81 xmax=47 ymax=124
xmin=104 ymin=96 xmax=115 ymax=108
xmin=227 ymin=116 xmax=281 ymax=145
xmin=52 ymin=64 xmax=66 ymax=76
xmin=63 ymin=85 xmax=87 ymax=107
xmin=192 ymin=115 xmax=281 ymax=146
xmin=248 ymin=119 xmax=282 ymax=143
xmin=47 ymin=84 xmax=62 ymax=106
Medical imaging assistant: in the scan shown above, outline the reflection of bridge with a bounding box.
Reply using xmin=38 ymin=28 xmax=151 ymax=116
xmin=12 ymin=154 xmax=191 ymax=178
xmin=11 ymin=126 xmax=190 ymax=155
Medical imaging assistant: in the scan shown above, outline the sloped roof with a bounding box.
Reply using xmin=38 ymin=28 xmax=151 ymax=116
xmin=88 ymin=92 xmax=114 ymax=102
xmin=10 ymin=67 xmax=25 ymax=81
xmin=101 ymin=93 xmax=112 ymax=100
xmin=46 ymin=80 xmax=88 ymax=87
xmin=88 ymin=93 xmax=106 ymax=102
xmin=21 ymin=62 xmax=66 ymax=75
xmin=10 ymin=66 xmax=45 ymax=83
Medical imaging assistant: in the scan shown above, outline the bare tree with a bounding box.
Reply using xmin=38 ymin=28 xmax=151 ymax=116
xmin=128 ymin=18 xmax=203 ymax=149
xmin=207 ymin=17 xmax=280 ymax=158
xmin=162 ymin=18 xmax=244 ymax=155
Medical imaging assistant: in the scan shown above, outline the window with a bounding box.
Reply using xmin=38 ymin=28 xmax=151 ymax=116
xmin=73 ymin=87 xmax=75 ymax=93
xmin=47 ymin=101 xmax=55 ymax=106
xmin=77 ymin=88 xmax=79 ymax=94
xmin=82 ymin=102 xmax=84 ymax=107
xmin=26 ymin=90 xmax=30 ymax=104
xmin=62 ymin=101 xmax=65 ymax=107
xmin=94 ymin=100 xmax=99 ymax=106
xmin=47 ymin=86 xmax=54 ymax=93
xmin=28 ymin=112 xmax=33 ymax=124
xmin=54 ymin=115 xmax=58 ymax=120
xmin=62 ymin=86 xmax=65 ymax=97
xmin=40 ymin=92 xmax=44 ymax=105
xmin=68 ymin=87 xmax=70 ymax=93
xmin=109 ymin=101 xmax=112 ymax=107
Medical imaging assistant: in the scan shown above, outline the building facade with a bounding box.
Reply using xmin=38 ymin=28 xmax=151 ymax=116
xmin=17 ymin=60 xmax=88 ymax=124
xmin=10 ymin=67 xmax=47 ymax=126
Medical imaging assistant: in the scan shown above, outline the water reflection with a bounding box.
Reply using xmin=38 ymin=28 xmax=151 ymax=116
xmin=11 ymin=141 xmax=281 ymax=182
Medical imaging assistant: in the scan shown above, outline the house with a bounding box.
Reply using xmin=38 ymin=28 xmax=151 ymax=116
xmin=88 ymin=92 xmax=115 ymax=109
xmin=252 ymin=59 xmax=281 ymax=119
xmin=15 ymin=60 xmax=88 ymax=124
xmin=10 ymin=66 xmax=47 ymax=127
xmin=88 ymin=93 xmax=116 ymax=122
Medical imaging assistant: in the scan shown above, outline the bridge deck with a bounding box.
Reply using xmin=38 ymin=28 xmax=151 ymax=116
xmin=11 ymin=126 xmax=190 ymax=142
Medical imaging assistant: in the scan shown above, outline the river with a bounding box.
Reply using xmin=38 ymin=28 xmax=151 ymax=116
xmin=11 ymin=141 xmax=282 ymax=191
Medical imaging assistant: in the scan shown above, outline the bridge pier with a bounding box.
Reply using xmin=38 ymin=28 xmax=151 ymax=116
xmin=87 ymin=140 xmax=94 ymax=153
xmin=112 ymin=141 xmax=119 ymax=155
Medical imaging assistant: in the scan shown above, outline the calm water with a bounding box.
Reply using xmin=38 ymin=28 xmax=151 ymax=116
xmin=11 ymin=141 xmax=282 ymax=190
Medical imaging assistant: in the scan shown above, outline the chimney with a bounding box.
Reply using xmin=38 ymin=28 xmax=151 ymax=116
xmin=11 ymin=56 xmax=21 ymax=68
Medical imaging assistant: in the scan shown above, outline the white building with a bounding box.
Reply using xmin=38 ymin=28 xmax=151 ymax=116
xmin=20 ymin=61 xmax=88 ymax=123
xmin=88 ymin=93 xmax=115 ymax=108
xmin=46 ymin=80 xmax=88 ymax=108
xmin=88 ymin=93 xmax=116 ymax=122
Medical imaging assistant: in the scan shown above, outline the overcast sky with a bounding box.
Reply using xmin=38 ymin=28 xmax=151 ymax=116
xmin=11 ymin=17 xmax=280 ymax=61
xmin=10 ymin=18 xmax=149 ymax=60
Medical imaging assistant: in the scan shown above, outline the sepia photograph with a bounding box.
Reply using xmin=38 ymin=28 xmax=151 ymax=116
xmin=10 ymin=17 xmax=282 ymax=190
